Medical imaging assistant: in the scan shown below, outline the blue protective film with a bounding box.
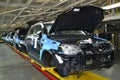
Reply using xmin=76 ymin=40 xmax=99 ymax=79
xmin=39 ymin=34 xmax=60 ymax=60
xmin=93 ymin=36 xmax=107 ymax=41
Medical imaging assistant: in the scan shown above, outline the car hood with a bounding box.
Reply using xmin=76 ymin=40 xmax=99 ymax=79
xmin=49 ymin=6 xmax=104 ymax=33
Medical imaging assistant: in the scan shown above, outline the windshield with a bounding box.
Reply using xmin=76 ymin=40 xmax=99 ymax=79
xmin=51 ymin=30 xmax=86 ymax=35
xmin=44 ymin=23 xmax=87 ymax=36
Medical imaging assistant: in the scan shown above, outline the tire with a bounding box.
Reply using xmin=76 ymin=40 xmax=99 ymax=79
xmin=54 ymin=55 xmax=69 ymax=77
xmin=41 ymin=51 xmax=53 ymax=67
xmin=15 ymin=44 xmax=23 ymax=52
xmin=57 ymin=66 xmax=69 ymax=77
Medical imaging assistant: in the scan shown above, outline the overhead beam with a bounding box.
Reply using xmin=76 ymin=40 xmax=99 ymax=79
xmin=40 ymin=0 xmax=97 ymax=20
xmin=103 ymin=14 xmax=120 ymax=21
xmin=20 ymin=0 xmax=50 ymax=21
xmin=0 ymin=7 xmax=27 ymax=15
xmin=53 ymin=0 xmax=68 ymax=7
xmin=3 ymin=13 xmax=16 ymax=16
xmin=19 ymin=10 xmax=64 ymax=17
xmin=0 ymin=20 xmax=12 ymax=22
xmin=66 ymin=0 xmax=85 ymax=8
xmin=18 ymin=0 xmax=68 ymax=26
xmin=2 ymin=0 xmax=10 ymax=24
xmin=82 ymin=0 xmax=97 ymax=6
xmin=9 ymin=8 xmax=27 ymax=25
xmin=0 ymin=1 xmax=61 ymax=9
xmin=41 ymin=0 xmax=86 ymax=19
xmin=0 ymin=2 xmax=62 ymax=16
xmin=102 ymin=0 xmax=109 ymax=6
xmin=8 ymin=0 xmax=34 ymax=27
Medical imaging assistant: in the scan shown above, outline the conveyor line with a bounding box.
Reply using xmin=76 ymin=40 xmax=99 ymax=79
xmin=8 ymin=44 xmax=110 ymax=80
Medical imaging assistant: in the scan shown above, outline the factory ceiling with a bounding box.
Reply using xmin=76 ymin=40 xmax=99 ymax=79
xmin=0 ymin=0 xmax=120 ymax=35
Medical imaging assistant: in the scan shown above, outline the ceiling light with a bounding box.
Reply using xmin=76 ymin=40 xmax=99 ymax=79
xmin=102 ymin=2 xmax=120 ymax=10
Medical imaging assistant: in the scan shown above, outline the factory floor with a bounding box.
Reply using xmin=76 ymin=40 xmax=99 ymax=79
xmin=93 ymin=50 xmax=120 ymax=80
xmin=0 ymin=43 xmax=120 ymax=80
xmin=93 ymin=64 xmax=120 ymax=80
xmin=0 ymin=43 xmax=48 ymax=80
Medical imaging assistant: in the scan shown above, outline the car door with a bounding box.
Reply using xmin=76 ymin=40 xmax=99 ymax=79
xmin=13 ymin=30 xmax=20 ymax=48
xmin=25 ymin=23 xmax=43 ymax=60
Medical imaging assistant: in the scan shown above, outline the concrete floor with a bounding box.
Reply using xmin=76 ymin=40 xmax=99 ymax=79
xmin=0 ymin=43 xmax=48 ymax=80
xmin=93 ymin=63 xmax=120 ymax=80
xmin=92 ymin=51 xmax=120 ymax=80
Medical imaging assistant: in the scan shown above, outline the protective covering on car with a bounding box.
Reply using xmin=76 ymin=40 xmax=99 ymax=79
xmin=40 ymin=34 xmax=60 ymax=60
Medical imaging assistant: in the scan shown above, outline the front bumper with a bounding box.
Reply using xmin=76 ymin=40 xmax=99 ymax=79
xmin=56 ymin=50 xmax=114 ymax=76
xmin=84 ymin=51 xmax=115 ymax=70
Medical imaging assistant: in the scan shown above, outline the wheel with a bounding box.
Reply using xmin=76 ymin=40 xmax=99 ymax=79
xmin=41 ymin=51 xmax=53 ymax=67
xmin=57 ymin=65 xmax=69 ymax=77
xmin=15 ymin=43 xmax=23 ymax=52
xmin=53 ymin=55 xmax=69 ymax=77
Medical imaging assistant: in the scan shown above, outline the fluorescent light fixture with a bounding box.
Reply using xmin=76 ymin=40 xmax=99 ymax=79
xmin=102 ymin=2 xmax=120 ymax=10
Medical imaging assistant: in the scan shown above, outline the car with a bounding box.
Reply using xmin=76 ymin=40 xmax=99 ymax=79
xmin=13 ymin=27 xmax=29 ymax=52
xmin=25 ymin=6 xmax=115 ymax=77
xmin=5 ymin=32 xmax=11 ymax=42
xmin=1 ymin=33 xmax=8 ymax=42
xmin=1 ymin=32 xmax=13 ymax=43
xmin=7 ymin=31 xmax=15 ymax=46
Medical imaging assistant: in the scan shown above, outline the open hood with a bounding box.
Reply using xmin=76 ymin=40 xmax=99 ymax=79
xmin=50 ymin=6 xmax=104 ymax=33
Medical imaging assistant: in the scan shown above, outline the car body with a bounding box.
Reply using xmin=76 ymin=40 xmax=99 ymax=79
xmin=8 ymin=32 xmax=15 ymax=45
xmin=4 ymin=32 xmax=11 ymax=42
xmin=1 ymin=33 xmax=8 ymax=42
xmin=13 ymin=27 xmax=29 ymax=52
xmin=25 ymin=6 xmax=115 ymax=77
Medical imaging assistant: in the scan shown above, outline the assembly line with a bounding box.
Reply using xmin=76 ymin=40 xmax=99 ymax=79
xmin=1 ymin=0 xmax=120 ymax=79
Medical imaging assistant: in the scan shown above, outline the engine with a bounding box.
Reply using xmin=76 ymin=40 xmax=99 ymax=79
xmin=79 ymin=38 xmax=114 ymax=54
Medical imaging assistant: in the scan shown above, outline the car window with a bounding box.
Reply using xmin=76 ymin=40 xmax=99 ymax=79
xmin=27 ymin=24 xmax=43 ymax=36
xmin=27 ymin=27 xmax=34 ymax=36
xmin=45 ymin=24 xmax=52 ymax=33
xmin=34 ymin=25 xmax=42 ymax=34
xmin=19 ymin=29 xmax=27 ymax=35
xmin=15 ymin=30 xmax=19 ymax=36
